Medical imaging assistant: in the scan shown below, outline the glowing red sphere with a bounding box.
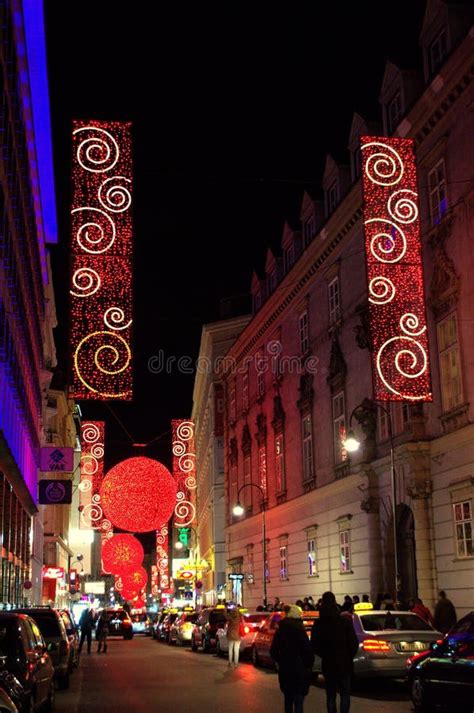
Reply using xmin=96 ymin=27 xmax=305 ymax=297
xmin=121 ymin=566 xmax=148 ymax=592
xmin=122 ymin=588 xmax=139 ymax=601
xmin=100 ymin=457 xmax=177 ymax=532
xmin=102 ymin=534 xmax=144 ymax=575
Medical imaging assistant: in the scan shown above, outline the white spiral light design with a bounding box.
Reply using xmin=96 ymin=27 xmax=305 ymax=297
xmin=178 ymin=453 xmax=195 ymax=473
xmin=98 ymin=176 xmax=132 ymax=213
xmin=82 ymin=422 xmax=101 ymax=443
xmin=366 ymin=218 xmax=407 ymax=263
xmin=176 ymin=421 xmax=194 ymax=441
xmin=70 ymin=267 xmax=101 ymax=297
xmin=103 ymin=307 xmax=132 ymax=331
xmin=80 ymin=499 xmax=103 ymax=528
xmin=376 ymin=336 xmax=429 ymax=400
xmin=73 ymin=126 xmax=119 ymax=173
xmin=185 ymin=474 xmax=197 ymax=490
xmin=80 ymin=454 xmax=98 ymax=476
xmin=91 ymin=442 xmax=105 ymax=459
xmin=72 ymin=206 xmax=116 ymax=254
xmin=400 ymin=313 xmax=426 ymax=337
xmin=74 ymin=331 xmax=132 ymax=398
xmin=172 ymin=441 xmax=186 ymax=457
xmin=368 ymin=276 xmax=396 ymax=305
xmin=387 ymin=189 xmax=418 ymax=224
xmin=78 ymin=478 xmax=92 ymax=493
xmin=361 ymin=141 xmax=404 ymax=186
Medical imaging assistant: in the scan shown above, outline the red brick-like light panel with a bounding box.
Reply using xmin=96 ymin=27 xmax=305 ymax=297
xmin=69 ymin=120 xmax=133 ymax=400
xmin=360 ymin=136 xmax=432 ymax=401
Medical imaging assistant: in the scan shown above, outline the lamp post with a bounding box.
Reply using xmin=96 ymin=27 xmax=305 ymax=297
xmin=233 ymin=483 xmax=267 ymax=609
xmin=343 ymin=399 xmax=400 ymax=601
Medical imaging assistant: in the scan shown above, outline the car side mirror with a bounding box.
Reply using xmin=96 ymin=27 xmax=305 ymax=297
xmin=47 ymin=642 xmax=58 ymax=652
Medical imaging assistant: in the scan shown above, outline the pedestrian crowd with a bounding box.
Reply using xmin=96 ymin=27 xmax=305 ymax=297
xmin=78 ymin=607 xmax=110 ymax=655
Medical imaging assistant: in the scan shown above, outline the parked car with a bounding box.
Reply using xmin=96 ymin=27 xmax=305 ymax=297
xmin=131 ymin=613 xmax=151 ymax=636
xmin=191 ymin=606 xmax=228 ymax=653
xmin=160 ymin=612 xmax=180 ymax=643
xmin=0 ymin=612 xmax=55 ymax=712
xmin=105 ymin=609 xmax=133 ymax=639
xmin=60 ymin=609 xmax=79 ymax=672
xmin=153 ymin=611 xmax=169 ymax=640
xmin=313 ymin=607 xmax=440 ymax=680
xmin=216 ymin=611 xmax=269 ymax=658
xmin=252 ymin=610 xmax=319 ymax=668
xmin=168 ymin=612 xmax=198 ymax=646
xmin=15 ymin=607 xmax=71 ymax=690
xmin=0 ymin=666 xmax=30 ymax=713
xmin=407 ymin=610 xmax=474 ymax=712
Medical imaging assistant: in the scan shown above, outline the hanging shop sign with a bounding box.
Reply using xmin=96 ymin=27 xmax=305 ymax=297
xmin=40 ymin=447 xmax=74 ymax=473
xmin=42 ymin=567 xmax=65 ymax=580
xmin=38 ymin=479 xmax=72 ymax=505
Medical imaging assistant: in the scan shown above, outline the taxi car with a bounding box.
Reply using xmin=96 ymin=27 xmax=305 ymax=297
xmin=312 ymin=603 xmax=440 ymax=679
xmin=106 ymin=608 xmax=134 ymax=639
xmin=168 ymin=611 xmax=198 ymax=646
xmin=407 ymin=610 xmax=474 ymax=712
xmin=216 ymin=611 xmax=269 ymax=658
xmin=252 ymin=610 xmax=319 ymax=668
xmin=191 ymin=606 xmax=228 ymax=653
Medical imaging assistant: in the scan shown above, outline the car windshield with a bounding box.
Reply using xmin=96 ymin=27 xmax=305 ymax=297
xmin=209 ymin=612 xmax=227 ymax=625
xmin=109 ymin=611 xmax=127 ymax=621
xmin=184 ymin=613 xmax=198 ymax=623
xmin=27 ymin=614 xmax=61 ymax=638
xmin=361 ymin=613 xmax=433 ymax=632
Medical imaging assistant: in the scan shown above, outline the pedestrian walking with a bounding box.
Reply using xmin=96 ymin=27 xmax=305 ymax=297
xmin=311 ymin=591 xmax=359 ymax=713
xmin=410 ymin=598 xmax=435 ymax=627
xmin=96 ymin=611 xmax=109 ymax=653
xmin=78 ymin=607 xmax=95 ymax=655
xmin=434 ymin=590 xmax=457 ymax=633
xmin=225 ymin=606 xmax=242 ymax=668
xmin=340 ymin=595 xmax=353 ymax=613
xmin=270 ymin=604 xmax=314 ymax=713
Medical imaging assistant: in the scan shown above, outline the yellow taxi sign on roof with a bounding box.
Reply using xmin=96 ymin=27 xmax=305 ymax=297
xmin=354 ymin=602 xmax=373 ymax=612
xmin=215 ymin=604 xmax=226 ymax=609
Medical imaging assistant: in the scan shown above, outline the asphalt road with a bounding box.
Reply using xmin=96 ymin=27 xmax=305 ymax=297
xmin=55 ymin=635 xmax=415 ymax=713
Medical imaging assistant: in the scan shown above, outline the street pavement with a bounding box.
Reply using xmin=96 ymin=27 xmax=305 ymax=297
xmin=56 ymin=635 xmax=415 ymax=713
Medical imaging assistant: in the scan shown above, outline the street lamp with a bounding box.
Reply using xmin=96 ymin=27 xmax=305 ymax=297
xmin=232 ymin=483 xmax=267 ymax=609
xmin=343 ymin=399 xmax=400 ymax=601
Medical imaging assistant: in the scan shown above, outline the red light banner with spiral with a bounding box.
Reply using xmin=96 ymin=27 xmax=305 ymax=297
xmin=172 ymin=420 xmax=197 ymax=528
xmin=69 ymin=120 xmax=133 ymax=400
xmin=79 ymin=421 xmax=107 ymax=529
xmin=156 ymin=524 xmax=170 ymax=591
xmin=360 ymin=136 xmax=432 ymax=401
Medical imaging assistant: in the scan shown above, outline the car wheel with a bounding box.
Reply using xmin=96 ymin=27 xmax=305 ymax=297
xmin=216 ymin=640 xmax=224 ymax=657
xmin=57 ymin=673 xmax=70 ymax=691
xmin=411 ymin=676 xmax=430 ymax=712
xmin=252 ymin=646 xmax=261 ymax=668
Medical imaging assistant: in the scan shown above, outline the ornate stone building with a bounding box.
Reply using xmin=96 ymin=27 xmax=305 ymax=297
xmin=223 ymin=1 xmax=474 ymax=615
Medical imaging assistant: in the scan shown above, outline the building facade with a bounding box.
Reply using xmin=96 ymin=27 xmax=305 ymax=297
xmin=191 ymin=316 xmax=250 ymax=605
xmin=223 ymin=1 xmax=474 ymax=616
xmin=0 ymin=0 xmax=59 ymax=606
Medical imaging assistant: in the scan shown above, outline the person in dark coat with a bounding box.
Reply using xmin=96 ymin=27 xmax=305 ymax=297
xmin=311 ymin=591 xmax=359 ymax=713
xmin=78 ymin=607 xmax=95 ymax=654
xmin=96 ymin=611 xmax=109 ymax=653
xmin=270 ymin=605 xmax=314 ymax=713
xmin=434 ymin=590 xmax=457 ymax=633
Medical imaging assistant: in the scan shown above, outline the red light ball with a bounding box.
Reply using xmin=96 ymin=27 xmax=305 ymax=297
xmin=102 ymin=534 xmax=144 ymax=575
xmin=133 ymin=597 xmax=146 ymax=609
xmin=100 ymin=457 xmax=177 ymax=532
xmin=121 ymin=566 xmax=148 ymax=592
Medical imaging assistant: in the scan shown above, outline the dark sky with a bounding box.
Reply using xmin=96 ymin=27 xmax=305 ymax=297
xmin=44 ymin=1 xmax=426 ymax=469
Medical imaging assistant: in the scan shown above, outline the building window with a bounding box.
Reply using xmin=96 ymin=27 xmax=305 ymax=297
xmin=264 ymin=542 xmax=270 ymax=582
xmin=307 ymin=538 xmax=317 ymax=577
xmin=247 ymin=548 xmax=254 ymax=581
xmin=242 ymin=370 xmax=249 ymax=412
xmin=230 ymin=464 xmax=238 ymax=519
xmin=428 ymin=159 xmax=448 ymax=226
xmin=327 ymin=181 xmax=338 ymax=214
xmin=243 ymin=455 xmax=252 ymax=511
xmin=437 ymin=313 xmax=464 ymax=412
xmin=429 ymin=27 xmax=447 ymax=76
xmin=275 ymin=434 xmax=286 ymax=493
xmin=453 ymin=501 xmax=473 ymax=558
xmin=303 ymin=216 xmax=316 ymax=247
xmin=229 ymin=382 xmax=236 ymax=422
xmin=299 ymin=311 xmax=309 ymax=354
xmin=387 ymin=92 xmax=402 ymax=133
xmin=279 ymin=545 xmax=288 ymax=580
xmin=339 ymin=529 xmax=351 ymax=573
xmin=328 ymin=276 xmax=341 ymax=324
xmin=302 ymin=414 xmax=314 ymax=482
xmin=284 ymin=244 xmax=295 ymax=272
xmin=257 ymin=351 xmax=266 ymax=398
xmin=253 ymin=291 xmax=262 ymax=313
xmin=332 ymin=391 xmax=347 ymax=464
xmin=258 ymin=446 xmax=267 ymax=498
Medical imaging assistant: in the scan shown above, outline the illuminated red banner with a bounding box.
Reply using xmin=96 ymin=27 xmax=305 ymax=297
xmin=79 ymin=421 xmax=107 ymax=530
xmin=156 ymin=524 xmax=169 ymax=590
xmin=172 ymin=420 xmax=196 ymax=527
xmin=360 ymin=136 xmax=431 ymax=401
xmin=69 ymin=120 xmax=133 ymax=400
xmin=42 ymin=566 xmax=65 ymax=580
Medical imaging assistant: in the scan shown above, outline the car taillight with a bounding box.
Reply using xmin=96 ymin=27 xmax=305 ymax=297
xmin=362 ymin=639 xmax=390 ymax=652
xmin=243 ymin=626 xmax=250 ymax=634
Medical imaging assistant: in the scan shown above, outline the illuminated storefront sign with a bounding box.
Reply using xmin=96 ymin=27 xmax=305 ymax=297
xmin=69 ymin=120 xmax=133 ymax=400
xmin=360 ymin=136 xmax=432 ymax=401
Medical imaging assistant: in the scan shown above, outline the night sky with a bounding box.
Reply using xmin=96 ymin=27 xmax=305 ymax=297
xmin=43 ymin=1 xmax=426 ymax=470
